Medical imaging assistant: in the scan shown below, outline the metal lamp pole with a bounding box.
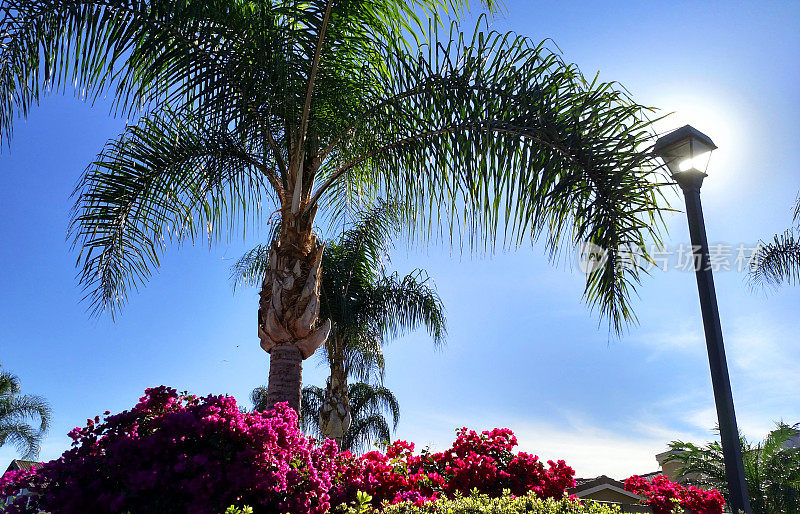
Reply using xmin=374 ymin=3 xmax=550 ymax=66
xmin=654 ymin=125 xmax=752 ymax=514
xmin=674 ymin=170 xmax=751 ymax=514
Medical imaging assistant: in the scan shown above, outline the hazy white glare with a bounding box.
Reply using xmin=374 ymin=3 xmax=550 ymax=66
xmin=678 ymin=151 xmax=712 ymax=172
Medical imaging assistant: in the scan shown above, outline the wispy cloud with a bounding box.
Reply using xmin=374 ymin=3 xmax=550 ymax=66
xmin=727 ymin=316 xmax=800 ymax=394
xmin=634 ymin=321 xmax=705 ymax=362
xmin=682 ymin=406 xmax=718 ymax=434
xmin=395 ymin=333 xmax=800 ymax=482
xmin=634 ymin=312 xmax=800 ymax=441
xmin=397 ymin=408 xmax=698 ymax=480
xmin=512 ymin=422 xmax=664 ymax=479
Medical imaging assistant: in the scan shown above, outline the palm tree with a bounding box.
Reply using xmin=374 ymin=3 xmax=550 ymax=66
xmin=1 ymin=0 xmax=668 ymax=411
xmin=303 ymin=383 xmax=400 ymax=454
xmin=253 ymin=381 xmax=399 ymax=454
xmin=0 ymin=369 xmax=52 ymax=459
xmin=665 ymin=423 xmax=800 ymax=514
xmin=239 ymin=202 xmax=444 ymax=445
xmin=750 ymin=195 xmax=800 ymax=287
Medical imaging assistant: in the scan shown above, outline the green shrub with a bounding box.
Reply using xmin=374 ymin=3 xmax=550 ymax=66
xmin=224 ymin=507 xmax=253 ymax=514
xmin=333 ymin=492 xmax=621 ymax=514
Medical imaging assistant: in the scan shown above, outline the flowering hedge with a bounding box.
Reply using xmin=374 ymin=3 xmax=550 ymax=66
xmin=331 ymin=428 xmax=576 ymax=508
xmin=0 ymin=386 xmax=725 ymax=514
xmin=625 ymin=474 xmax=726 ymax=514
xmin=0 ymin=387 xmax=339 ymax=514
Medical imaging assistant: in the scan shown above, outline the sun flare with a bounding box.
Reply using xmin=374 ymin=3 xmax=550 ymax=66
xmin=652 ymin=88 xmax=750 ymax=196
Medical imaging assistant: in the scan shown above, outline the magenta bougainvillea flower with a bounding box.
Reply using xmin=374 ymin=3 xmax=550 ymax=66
xmin=625 ymin=474 xmax=726 ymax=514
xmin=0 ymin=387 xmax=338 ymax=514
xmin=329 ymin=427 xmax=577 ymax=508
xmin=0 ymin=386 xmax=725 ymax=514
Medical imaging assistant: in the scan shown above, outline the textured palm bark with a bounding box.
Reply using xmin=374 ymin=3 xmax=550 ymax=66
xmin=259 ymin=215 xmax=331 ymax=413
xmin=319 ymin=341 xmax=351 ymax=447
xmin=266 ymin=345 xmax=304 ymax=411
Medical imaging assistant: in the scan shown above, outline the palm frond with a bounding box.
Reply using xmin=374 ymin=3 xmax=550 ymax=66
xmin=337 ymin=199 xmax=401 ymax=277
xmin=749 ymin=191 xmax=800 ymax=289
xmin=348 ymin=382 xmax=399 ymax=430
xmin=340 ymin=332 xmax=386 ymax=383
xmin=762 ymin=422 xmax=799 ymax=458
xmin=311 ymin=17 xmax=666 ymax=334
xmin=70 ymin=107 xmax=268 ymax=316
xmin=0 ymin=0 xmax=261 ymax=145
xmin=0 ymin=395 xmax=51 ymax=433
xmin=750 ymin=229 xmax=800 ymax=288
xmin=364 ymin=270 xmax=446 ymax=346
xmin=250 ymin=385 xmax=269 ymax=412
xmin=285 ymin=381 xmax=400 ymax=453
xmin=794 ymin=194 xmax=800 ymax=222
xmin=343 ymin=413 xmax=391 ymax=454
xmin=299 ymin=385 xmax=324 ymax=439
xmin=0 ymin=371 xmax=22 ymax=396
xmin=230 ymin=244 xmax=271 ymax=291
xmin=317 ymin=201 xmax=444 ymax=383
xmin=340 ymin=381 xmax=399 ymax=453
xmin=0 ymin=421 xmax=39 ymax=459
xmin=0 ymin=369 xmax=51 ymax=459
xmin=668 ymin=423 xmax=800 ymax=514
xmin=666 ymin=439 xmax=730 ymax=501
xmin=4 ymin=0 xmax=665 ymax=336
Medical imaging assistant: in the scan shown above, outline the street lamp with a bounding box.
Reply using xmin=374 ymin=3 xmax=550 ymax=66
xmin=653 ymin=125 xmax=752 ymax=514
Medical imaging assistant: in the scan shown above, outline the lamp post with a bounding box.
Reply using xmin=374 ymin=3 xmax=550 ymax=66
xmin=653 ymin=125 xmax=752 ymax=514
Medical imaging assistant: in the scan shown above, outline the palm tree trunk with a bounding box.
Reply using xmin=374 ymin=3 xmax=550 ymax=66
xmin=319 ymin=348 xmax=351 ymax=447
xmin=259 ymin=215 xmax=331 ymax=413
xmin=265 ymin=345 xmax=304 ymax=412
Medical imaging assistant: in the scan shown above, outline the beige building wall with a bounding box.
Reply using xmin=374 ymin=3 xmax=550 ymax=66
xmin=656 ymin=450 xmax=701 ymax=483
xmin=659 ymin=459 xmax=683 ymax=482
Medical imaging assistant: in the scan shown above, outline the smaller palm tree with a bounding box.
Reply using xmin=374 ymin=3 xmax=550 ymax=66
xmin=665 ymin=422 xmax=800 ymax=514
xmin=750 ymin=194 xmax=800 ymax=287
xmin=254 ymin=382 xmax=399 ymax=454
xmin=0 ymin=369 xmax=52 ymax=459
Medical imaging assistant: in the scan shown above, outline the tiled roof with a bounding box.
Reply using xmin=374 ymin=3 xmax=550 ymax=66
xmin=573 ymin=477 xmax=596 ymax=488
xmin=638 ymin=471 xmax=662 ymax=481
xmin=5 ymin=459 xmax=40 ymax=472
xmin=568 ymin=475 xmax=624 ymax=494
xmin=568 ymin=474 xmax=646 ymax=504
xmin=572 ymin=470 xmax=662 ymax=491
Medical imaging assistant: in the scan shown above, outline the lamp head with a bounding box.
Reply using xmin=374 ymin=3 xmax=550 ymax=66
xmin=653 ymin=125 xmax=717 ymax=177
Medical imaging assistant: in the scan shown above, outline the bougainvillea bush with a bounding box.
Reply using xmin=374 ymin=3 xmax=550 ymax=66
xmin=625 ymin=474 xmax=726 ymax=514
xmin=330 ymin=428 xmax=576 ymax=508
xmin=0 ymin=387 xmax=339 ymax=514
xmin=0 ymin=386 xmax=726 ymax=514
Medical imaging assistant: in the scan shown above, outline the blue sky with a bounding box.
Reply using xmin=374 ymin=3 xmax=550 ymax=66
xmin=1 ymin=1 xmax=799 ymax=479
